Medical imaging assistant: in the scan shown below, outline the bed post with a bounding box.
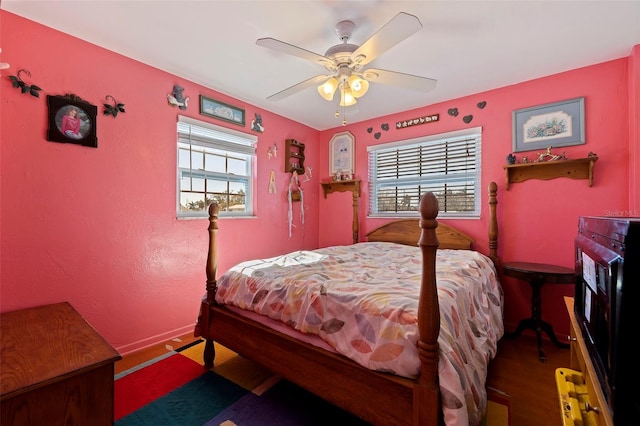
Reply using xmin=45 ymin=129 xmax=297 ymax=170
xmin=414 ymin=191 xmax=440 ymax=426
xmin=202 ymin=201 xmax=219 ymax=369
xmin=488 ymin=181 xmax=499 ymax=267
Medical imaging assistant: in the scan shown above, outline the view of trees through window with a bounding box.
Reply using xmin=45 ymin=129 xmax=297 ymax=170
xmin=376 ymin=184 xmax=474 ymax=213
xmin=181 ymin=190 xmax=246 ymax=213
xmin=177 ymin=116 xmax=255 ymax=218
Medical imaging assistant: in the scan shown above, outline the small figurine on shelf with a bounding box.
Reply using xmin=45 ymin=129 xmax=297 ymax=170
xmin=535 ymin=146 xmax=567 ymax=162
xmin=506 ymin=153 xmax=517 ymax=165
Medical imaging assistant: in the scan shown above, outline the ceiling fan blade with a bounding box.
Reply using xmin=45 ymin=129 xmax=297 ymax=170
xmin=362 ymin=68 xmax=437 ymax=92
xmin=267 ymin=74 xmax=332 ymax=101
xmin=350 ymin=12 xmax=423 ymax=67
xmin=256 ymin=37 xmax=333 ymax=67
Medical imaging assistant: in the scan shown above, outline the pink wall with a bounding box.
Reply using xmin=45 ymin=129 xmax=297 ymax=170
xmin=317 ymin=58 xmax=634 ymax=338
xmin=629 ymin=45 xmax=640 ymax=212
xmin=1 ymin=11 xmax=637 ymax=351
xmin=0 ymin=11 xmax=320 ymax=354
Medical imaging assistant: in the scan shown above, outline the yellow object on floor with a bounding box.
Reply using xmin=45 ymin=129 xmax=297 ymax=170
xmin=481 ymin=387 xmax=510 ymax=426
xmin=484 ymin=400 xmax=510 ymax=426
xmin=555 ymin=368 xmax=598 ymax=426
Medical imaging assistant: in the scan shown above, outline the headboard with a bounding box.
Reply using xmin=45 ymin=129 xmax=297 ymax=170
xmin=366 ymin=182 xmax=499 ymax=264
xmin=366 ymin=220 xmax=473 ymax=250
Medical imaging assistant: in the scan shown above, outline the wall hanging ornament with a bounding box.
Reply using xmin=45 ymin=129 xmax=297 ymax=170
xmin=47 ymin=94 xmax=98 ymax=148
xmin=103 ymin=95 xmax=125 ymax=118
xmin=167 ymin=84 xmax=189 ymax=110
xmin=268 ymin=170 xmax=277 ymax=194
xmin=9 ymin=69 xmax=42 ymax=97
xmin=287 ymin=171 xmax=304 ymax=238
xmin=267 ymin=143 xmax=278 ymax=159
xmin=251 ymin=113 xmax=265 ymax=133
xmin=396 ymin=114 xmax=439 ymax=129
xmin=0 ymin=48 xmax=9 ymax=70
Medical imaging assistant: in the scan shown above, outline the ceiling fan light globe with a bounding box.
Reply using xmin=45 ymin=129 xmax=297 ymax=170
xmin=339 ymin=87 xmax=357 ymax=107
xmin=317 ymin=77 xmax=338 ymax=101
xmin=348 ymin=75 xmax=369 ymax=98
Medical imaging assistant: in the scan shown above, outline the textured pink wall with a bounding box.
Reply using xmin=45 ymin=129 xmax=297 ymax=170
xmin=1 ymin=11 xmax=637 ymax=350
xmin=318 ymin=57 xmax=634 ymax=338
xmin=0 ymin=11 xmax=319 ymax=354
xmin=629 ymin=45 xmax=640 ymax=212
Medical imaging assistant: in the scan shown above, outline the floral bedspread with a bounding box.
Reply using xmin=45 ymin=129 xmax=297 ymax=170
xmin=215 ymin=242 xmax=503 ymax=425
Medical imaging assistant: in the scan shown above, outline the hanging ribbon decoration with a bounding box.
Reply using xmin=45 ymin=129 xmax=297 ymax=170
xmin=287 ymin=171 xmax=304 ymax=238
xmin=268 ymin=170 xmax=277 ymax=194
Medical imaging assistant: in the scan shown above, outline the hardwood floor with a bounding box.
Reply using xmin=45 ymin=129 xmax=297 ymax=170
xmin=115 ymin=332 xmax=569 ymax=425
xmin=114 ymin=332 xmax=201 ymax=375
xmin=487 ymin=334 xmax=570 ymax=426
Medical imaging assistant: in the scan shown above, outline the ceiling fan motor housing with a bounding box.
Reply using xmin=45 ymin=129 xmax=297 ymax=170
xmin=335 ymin=20 xmax=356 ymax=42
xmin=323 ymin=43 xmax=359 ymax=72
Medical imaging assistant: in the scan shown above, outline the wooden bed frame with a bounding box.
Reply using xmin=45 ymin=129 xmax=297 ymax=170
xmin=195 ymin=182 xmax=499 ymax=426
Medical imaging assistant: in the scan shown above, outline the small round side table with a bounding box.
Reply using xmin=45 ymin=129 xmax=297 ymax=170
xmin=503 ymin=261 xmax=574 ymax=362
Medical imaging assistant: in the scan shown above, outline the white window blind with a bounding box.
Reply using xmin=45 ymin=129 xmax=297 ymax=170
xmin=367 ymin=127 xmax=481 ymax=217
xmin=177 ymin=116 xmax=257 ymax=218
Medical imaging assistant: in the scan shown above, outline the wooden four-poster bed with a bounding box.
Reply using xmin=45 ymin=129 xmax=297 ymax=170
xmin=194 ymin=182 xmax=502 ymax=425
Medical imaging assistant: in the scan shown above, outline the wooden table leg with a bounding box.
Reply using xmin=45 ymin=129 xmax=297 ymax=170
xmin=505 ymin=278 xmax=569 ymax=361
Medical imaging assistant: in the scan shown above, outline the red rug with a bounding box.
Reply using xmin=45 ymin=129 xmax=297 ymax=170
xmin=115 ymin=353 xmax=205 ymax=420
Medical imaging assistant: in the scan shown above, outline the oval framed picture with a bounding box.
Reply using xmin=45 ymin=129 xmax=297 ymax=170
xmin=47 ymin=95 xmax=98 ymax=148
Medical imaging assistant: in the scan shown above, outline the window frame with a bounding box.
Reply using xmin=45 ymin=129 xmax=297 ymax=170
xmin=176 ymin=115 xmax=257 ymax=219
xmin=367 ymin=127 xmax=482 ymax=219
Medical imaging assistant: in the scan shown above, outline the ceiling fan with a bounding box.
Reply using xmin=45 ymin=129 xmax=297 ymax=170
xmin=256 ymin=12 xmax=437 ymax=110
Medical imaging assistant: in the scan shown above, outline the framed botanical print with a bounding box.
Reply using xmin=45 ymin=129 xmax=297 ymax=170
xmin=512 ymin=97 xmax=585 ymax=153
xmin=47 ymin=95 xmax=98 ymax=148
xmin=329 ymin=131 xmax=355 ymax=176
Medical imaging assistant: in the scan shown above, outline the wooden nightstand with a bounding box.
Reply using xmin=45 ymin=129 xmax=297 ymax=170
xmin=1 ymin=302 xmax=121 ymax=425
xmin=503 ymin=262 xmax=574 ymax=361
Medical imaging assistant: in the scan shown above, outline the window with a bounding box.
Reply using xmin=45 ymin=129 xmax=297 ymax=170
xmin=368 ymin=127 xmax=481 ymax=218
xmin=177 ymin=116 xmax=257 ymax=218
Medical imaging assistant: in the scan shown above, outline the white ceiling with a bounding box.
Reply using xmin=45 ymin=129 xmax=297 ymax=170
xmin=3 ymin=1 xmax=639 ymax=131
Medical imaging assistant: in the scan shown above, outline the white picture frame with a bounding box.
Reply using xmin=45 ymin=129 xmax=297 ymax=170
xmin=329 ymin=131 xmax=355 ymax=176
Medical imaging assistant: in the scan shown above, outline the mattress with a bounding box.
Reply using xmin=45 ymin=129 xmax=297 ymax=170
xmin=214 ymin=242 xmax=504 ymax=425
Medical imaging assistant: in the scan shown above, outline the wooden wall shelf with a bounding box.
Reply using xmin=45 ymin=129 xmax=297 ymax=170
xmin=321 ymin=180 xmax=361 ymax=244
xmin=503 ymin=156 xmax=598 ymax=190
xmin=285 ymin=139 xmax=305 ymax=174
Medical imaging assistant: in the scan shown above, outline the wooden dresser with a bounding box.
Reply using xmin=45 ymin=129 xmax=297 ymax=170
xmin=562 ymin=297 xmax=613 ymax=426
xmin=1 ymin=302 xmax=121 ymax=425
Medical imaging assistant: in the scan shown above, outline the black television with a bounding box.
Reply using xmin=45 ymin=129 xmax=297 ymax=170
xmin=574 ymin=216 xmax=640 ymax=425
